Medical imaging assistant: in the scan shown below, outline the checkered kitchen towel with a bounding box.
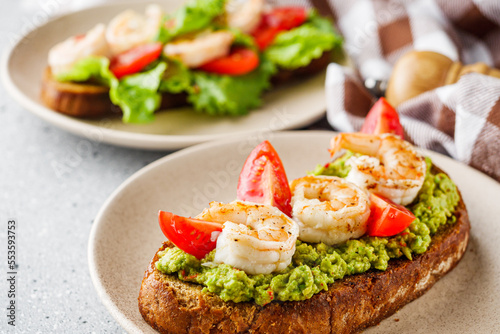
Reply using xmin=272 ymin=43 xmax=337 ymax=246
xmin=272 ymin=0 xmax=500 ymax=182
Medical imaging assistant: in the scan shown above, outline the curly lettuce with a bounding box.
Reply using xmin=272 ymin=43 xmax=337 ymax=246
xmin=159 ymin=60 xmax=193 ymax=95
xmin=187 ymin=56 xmax=276 ymax=116
xmin=156 ymin=0 xmax=226 ymax=43
xmin=159 ymin=47 xmax=274 ymax=116
xmin=264 ymin=11 xmax=342 ymax=69
xmin=110 ymin=62 xmax=167 ymax=123
xmin=54 ymin=56 xmax=116 ymax=86
xmin=54 ymin=57 xmax=167 ymax=123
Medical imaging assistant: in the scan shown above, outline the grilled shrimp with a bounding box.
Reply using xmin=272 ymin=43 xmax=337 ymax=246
xmin=48 ymin=24 xmax=111 ymax=76
xmin=163 ymin=30 xmax=235 ymax=68
xmin=196 ymin=200 xmax=299 ymax=275
xmin=226 ymin=0 xmax=265 ymax=34
xmin=106 ymin=4 xmax=163 ymax=55
xmin=290 ymin=175 xmax=370 ymax=245
xmin=330 ymin=133 xmax=426 ymax=206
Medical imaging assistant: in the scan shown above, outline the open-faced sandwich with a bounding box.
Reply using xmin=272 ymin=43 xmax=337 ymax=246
xmin=41 ymin=0 xmax=342 ymax=123
xmin=138 ymin=99 xmax=470 ymax=333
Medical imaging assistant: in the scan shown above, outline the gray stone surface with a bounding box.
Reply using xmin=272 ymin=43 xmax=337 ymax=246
xmin=0 ymin=3 xmax=166 ymax=332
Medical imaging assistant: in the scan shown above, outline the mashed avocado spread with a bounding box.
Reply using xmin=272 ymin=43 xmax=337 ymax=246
xmin=156 ymin=156 xmax=459 ymax=306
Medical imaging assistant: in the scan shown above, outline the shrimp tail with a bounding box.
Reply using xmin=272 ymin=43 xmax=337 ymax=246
xmin=330 ymin=133 xmax=381 ymax=158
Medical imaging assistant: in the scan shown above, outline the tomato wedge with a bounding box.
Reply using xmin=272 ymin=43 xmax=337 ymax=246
xmin=237 ymin=141 xmax=292 ymax=217
xmin=366 ymin=193 xmax=416 ymax=237
xmin=361 ymin=97 xmax=405 ymax=139
xmin=110 ymin=42 xmax=163 ymax=79
xmin=266 ymin=7 xmax=308 ymax=30
xmin=252 ymin=25 xmax=282 ymax=51
xmin=252 ymin=7 xmax=308 ymax=50
xmin=199 ymin=48 xmax=259 ymax=76
xmin=158 ymin=211 xmax=223 ymax=260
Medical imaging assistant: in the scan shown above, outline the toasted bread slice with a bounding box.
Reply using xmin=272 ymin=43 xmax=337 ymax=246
xmin=41 ymin=67 xmax=116 ymax=118
xmin=138 ymin=167 xmax=470 ymax=334
xmin=40 ymin=67 xmax=188 ymax=118
xmin=40 ymin=51 xmax=332 ymax=118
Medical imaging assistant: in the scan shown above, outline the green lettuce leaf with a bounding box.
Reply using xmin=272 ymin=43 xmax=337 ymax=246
xmin=264 ymin=11 xmax=342 ymax=70
xmin=155 ymin=17 xmax=172 ymax=43
xmin=230 ymin=28 xmax=258 ymax=49
xmin=54 ymin=57 xmax=167 ymax=123
xmin=188 ymin=57 xmax=276 ymax=116
xmin=159 ymin=60 xmax=193 ymax=94
xmin=54 ymin=56 xmax=116 ymax=86
xmin=110 ymin=62 xmax=167 ymax=123
xmin=157 ymin=0 xmax=226 ymax=42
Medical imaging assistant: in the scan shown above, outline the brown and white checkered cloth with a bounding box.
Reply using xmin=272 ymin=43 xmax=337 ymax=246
xmin=273 ymin=0 xmax=500 ymax=182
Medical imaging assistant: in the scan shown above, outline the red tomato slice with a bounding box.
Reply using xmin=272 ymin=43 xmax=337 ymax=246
xmin=366 ymin=193 xmax=416 ymax=237
xmin=266 ymin=7 xmax=308 ymax=30
xmin=252 ymin=25 xmax=282 ymax=50
xmin=158 ymin=211 xmax=223 ymax=260
xmin=198 ymin=48 xmax=259 ymax=76
xmin=237 ymin=141 xmax=292 ymax=217
xmin=360 ymin=97 xmax=405 ymax=139
xmin=252 ymin=7 xmax=307 ymax=50
xmin=110 ymin=42 xmax=163 ymax=79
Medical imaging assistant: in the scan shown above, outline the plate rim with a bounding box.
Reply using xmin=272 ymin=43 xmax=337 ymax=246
xmin=87 ymin=130 xmax=500 ymax=333
xmin=1 ymin=2 xmax=327 ymax=151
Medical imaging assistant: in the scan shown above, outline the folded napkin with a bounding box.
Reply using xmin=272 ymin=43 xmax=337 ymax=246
xmin=276 ymin=0 xmax=500 ymax=182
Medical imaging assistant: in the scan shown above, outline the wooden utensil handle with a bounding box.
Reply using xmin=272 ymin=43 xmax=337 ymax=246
xmin=386 ymin=51 xmax=500 ymax=107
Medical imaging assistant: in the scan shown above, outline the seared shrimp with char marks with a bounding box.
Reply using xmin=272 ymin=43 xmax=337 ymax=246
xmin=163 ymin=30 xmax=235 ymax=68
xmin=48 ymin=24 xmax=111 ymax=76
xmin=197 ymin=200 xmax=299 ymax=275
xmin=330 ymin=133 xmax=426 ymax=206
xmin=290 ymin=175 xmax=370 ymax=245
xmin=106 ymin=4 xmax=163 ymax=55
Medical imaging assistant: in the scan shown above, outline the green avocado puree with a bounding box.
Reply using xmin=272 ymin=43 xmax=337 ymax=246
xmin=156 ymin=157 xmax=459 ymax=306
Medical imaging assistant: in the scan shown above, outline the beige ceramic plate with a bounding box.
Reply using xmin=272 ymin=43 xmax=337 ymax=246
xmin=1 ymin=1 xmax=327 ymax=150
xmin=88 ymin=131 xmax=500 ymax=333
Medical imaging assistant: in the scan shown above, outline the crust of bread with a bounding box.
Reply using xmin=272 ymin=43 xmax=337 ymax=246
xmin=40 ymin=67 xmax=187 ymax=118
xmin=40 ymin=51 xmax=332 ymax=118
xmin=138 ymin=166 xmax=470 ymax=334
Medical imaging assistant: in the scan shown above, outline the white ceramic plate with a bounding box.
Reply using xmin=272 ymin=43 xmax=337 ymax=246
xmin=88 ymin=131 xmax=500 ymax=333
xmin=1 ymin=1 xmax=328 ymax=150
